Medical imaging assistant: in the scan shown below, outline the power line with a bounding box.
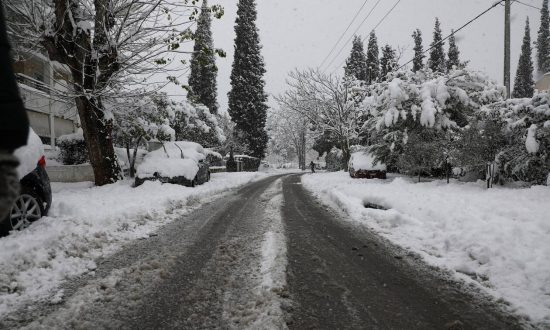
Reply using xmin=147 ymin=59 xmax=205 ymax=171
xmin=512 ymin=0 xmax=541 ymax=11
xmin=330 ymin=0 xmax=403 ymax=74
xmin=322 ymin=0 xmax=383 ymax=72
xmin=397 ymin=0 xmax=505 ymax=71
xmin=319 ymin=0 xmax=371 ymax=69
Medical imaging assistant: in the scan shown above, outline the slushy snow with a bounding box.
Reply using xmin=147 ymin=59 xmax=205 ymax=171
xmin=302 ymin=172 xmax=550 ymax=327
xmin=0 ymin=172 xmax=269 ymax=318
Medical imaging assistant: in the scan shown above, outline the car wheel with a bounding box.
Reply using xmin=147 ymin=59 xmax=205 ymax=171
xmin=5 ymin=187 xmax=44 ymax=232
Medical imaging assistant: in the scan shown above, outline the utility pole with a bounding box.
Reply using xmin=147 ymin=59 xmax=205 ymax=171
xmin=504 ymin=0 xmax=511 ymax=98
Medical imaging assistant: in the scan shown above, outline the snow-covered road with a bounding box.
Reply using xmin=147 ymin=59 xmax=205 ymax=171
xmin=2 ymin=173 xmax=529 ymax=329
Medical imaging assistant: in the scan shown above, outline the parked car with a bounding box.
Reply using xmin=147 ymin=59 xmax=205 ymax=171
xmin=1 ymin=129 xmax=52 ymax=234
xmin=135 ymin=141 xmax=211 ymax=187
xmin=348 ymin=151 xmax=387 ymax=179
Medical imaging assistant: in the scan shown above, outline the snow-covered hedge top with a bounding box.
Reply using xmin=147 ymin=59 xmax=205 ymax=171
xmin=136 ymin=141 xmax=206 ymax=180
xmin=364 ymin=69 xmax=505 ymax=131
xmin=349 ymin=151 xmax=387 ymax=171
xmin=57 ymin=129 xmax=85 ymax=144
xmin=14 ymin=128 xmax=44 ymax=178
xmin=204 ymin=149 xmax=223 ymax=160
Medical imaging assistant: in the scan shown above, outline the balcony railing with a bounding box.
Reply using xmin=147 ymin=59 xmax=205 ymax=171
xmin=16 ymin=73 xmax=51 ymax=94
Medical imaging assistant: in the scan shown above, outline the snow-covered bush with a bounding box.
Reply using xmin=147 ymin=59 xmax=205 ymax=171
xmin=174 ymin=103 xmax=226 ymax=148
xmin=57 ymin=130 xmax=89 ymax=165
xmin=364 ymin=69 xmax=505 ymax=175
xmin=482 ymin=92 xmax=550 ymax=184
xmin=450 ymin=117 xmax=508 ymax=180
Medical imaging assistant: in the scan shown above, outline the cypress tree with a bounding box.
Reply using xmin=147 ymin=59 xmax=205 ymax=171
xmin=513 ymin=18 xmax=535 ymax=98
xmin=345 ymin=36 xmax=368 ymax=81
xmin=412 ymin=29 xmax=425 ymax=72
xmin=428 ymin=18 xmax=446 ymax=73
xmin=380 ymin=44 xmax=397 ymax=80
xmin=536 ymin=0 xmax=550 ymax=76
xmin=188 ymin=0 xmax=218 ymax=114
xmin=365 ymin=31 xmax=380 ymax=84
xmin=227 ymin=0 xmax=268 ymax=158
xmin=447 ymin=31 xmax=461 ymax=72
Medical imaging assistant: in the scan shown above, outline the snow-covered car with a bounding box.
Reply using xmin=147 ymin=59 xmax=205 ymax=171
xmin=1 ymin=129 xmax=52 ymax=234
xmin=348 ymin=151 xmax=387 ymax=179
xmin=135 ymin=141 xmax=211 ymax=187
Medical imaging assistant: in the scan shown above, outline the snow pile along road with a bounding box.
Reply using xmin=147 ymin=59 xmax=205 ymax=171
xmin=253 ymin=179 xmax=288 ymax=329
xmin=302 ymin=172 xmax=550 ymax=327
xmin=0 ymin=172 xmax=269 ymax=319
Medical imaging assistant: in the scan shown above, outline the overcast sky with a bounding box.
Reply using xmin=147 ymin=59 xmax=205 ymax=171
xmin=169 ymin=0 xmax=543 ymax=112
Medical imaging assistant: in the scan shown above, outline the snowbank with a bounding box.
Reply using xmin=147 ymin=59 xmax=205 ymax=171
xmin=0 ymin=172 xmax=269 ymax=318
xmin=302 ymin=172 xmax=550 ymax=326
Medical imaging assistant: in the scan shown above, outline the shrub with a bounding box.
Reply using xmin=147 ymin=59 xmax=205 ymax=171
xmin=236 ymin=156 xmax=260 ymax=172
xmin=57 ymin=130 xmax=89 ymax=165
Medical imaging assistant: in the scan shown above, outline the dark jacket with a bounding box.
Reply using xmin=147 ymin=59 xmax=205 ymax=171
xmin=0 ymin=4 xmax=29 ymax=151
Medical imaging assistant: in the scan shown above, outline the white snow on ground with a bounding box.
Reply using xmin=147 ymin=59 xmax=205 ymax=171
xmin=302 ymin=172 xmax=550 ymax=327
xmin=0 ymin=172 xmax=269 ymax=319
xmin=251 ymin=179 xmax=288 ymax=329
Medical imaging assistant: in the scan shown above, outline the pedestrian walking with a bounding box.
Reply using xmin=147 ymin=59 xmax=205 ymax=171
xmin=310 ymin=161 xmax=315 ymax=173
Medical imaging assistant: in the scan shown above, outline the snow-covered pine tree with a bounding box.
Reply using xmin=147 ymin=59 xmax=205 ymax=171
xmin=345 ymin=36 xmax=368 ymax=81
xmin=428 ymin=18 xmax=446 ymax=73
xmin=513 ymin=18 xmax=535 ymax=98
xmin=446 ymin=31 xmax=461 ymax=72
xmin=188 ymin=0 xmax=219 ymax=114
xmin=380 ymin=45 xmax=397 ymax=80
xmin=227 ymin=0 xmax=269 ymax=158
xmin=412 ymin=29 xmax=425 ymax=72
xmin=536 ymin=0 xmax=550 ymax=76
xmin=365 ymin=31 xmax=380 ymax=84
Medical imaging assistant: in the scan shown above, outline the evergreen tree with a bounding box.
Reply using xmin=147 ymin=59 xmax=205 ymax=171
xmin=380 ymin=44 xmax=397 ymax=80
xmin=227 ymin=0 xmax=269 ymax=158
xmin=345 ymin=36 xmax=368 ymax=81
xmin=428 ymin=18 xmax=446 ymax=73
xmin=412 ymin=29 xmax=425 ymax=72
xmin=188 ymin=0 xmax=218 ymax=114
xmin=536 ymin=0 xmax=550 ymax=76
xmin=365 ymin=31 xmax=380 ymax=84
xmin=446 ymin=31 xmax=461 ymax=71
xmin=513 ymin=18 xmax=535 ymax=98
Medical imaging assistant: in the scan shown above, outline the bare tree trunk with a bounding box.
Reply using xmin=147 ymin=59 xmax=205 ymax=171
xmin=300 ymin=130 xmax=307 ymax=170
xmin=340 ymin=139 xmax=351 ymax=171
xmin=76 ymin=96 xmax=122 ymax=185
xmin=126 ymin=144 xmax=131 ymax=177
xmin=128 ymin=136 xmax=143 ymax=178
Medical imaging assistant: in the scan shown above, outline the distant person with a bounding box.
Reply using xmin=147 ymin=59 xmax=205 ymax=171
xmin=0 ymin=4 xmax=30 ymax=220
xmin=310 ymin=161 xmax=315 ymax=173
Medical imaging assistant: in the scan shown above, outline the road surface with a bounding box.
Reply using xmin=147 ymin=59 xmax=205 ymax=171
xmin=5 ymin=174 xmax=525 ymax=329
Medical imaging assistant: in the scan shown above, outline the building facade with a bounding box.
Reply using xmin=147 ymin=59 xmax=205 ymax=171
xmin=13 ymin=52 xmax=79 ymax=147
